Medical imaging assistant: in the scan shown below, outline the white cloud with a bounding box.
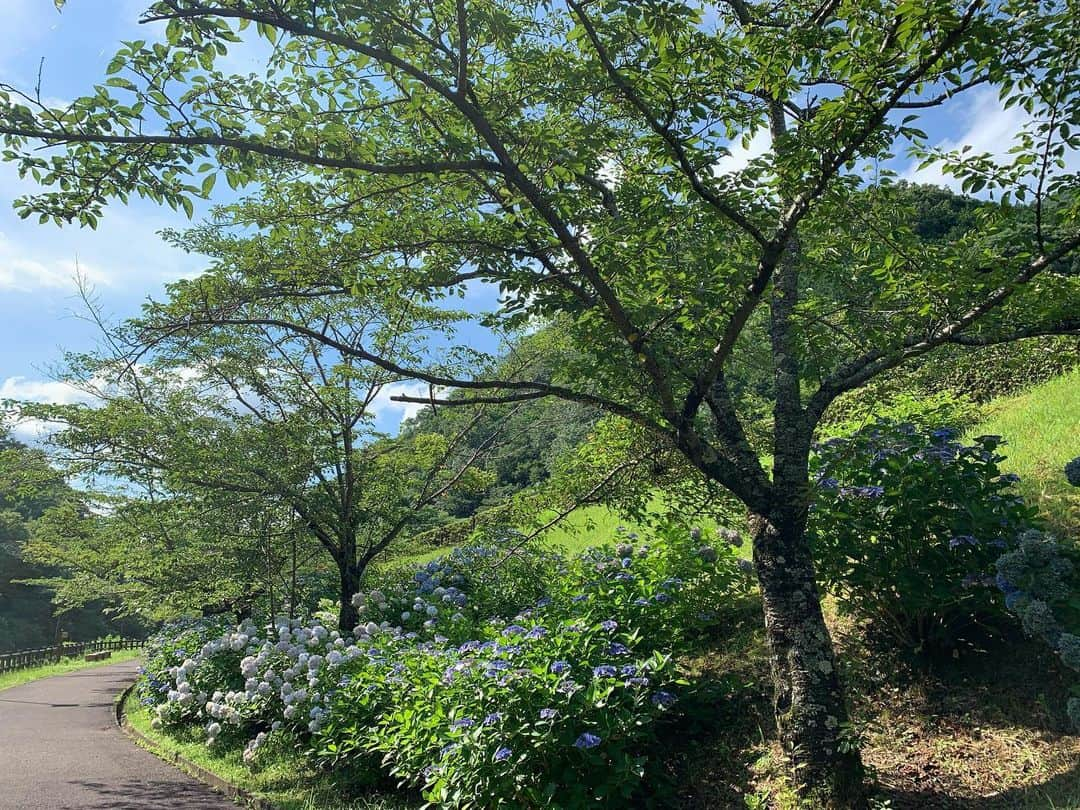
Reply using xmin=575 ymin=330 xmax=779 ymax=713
xmin=0 ymin=161 xmax=205 ymax=294
xmin=0 ymin=375 xmax=96 ymax=406
xmin=0 ymin=375 xmax=99 ymax=444
xmin=0 ymin=231 xmax=113 ymax=291
xmin=714 ymin=128 xmax=772 ymax=175
xmin=7 ymin=416 xmax=57 ymax=445
xmin=902 ymin=89 xmax=1031 ymax=192
xmin=368 ymin=381 xmax=435 ymax=427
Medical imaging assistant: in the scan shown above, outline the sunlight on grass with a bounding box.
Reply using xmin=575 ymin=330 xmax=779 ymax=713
xmin=0 ymin=648 xmax=143 ymax=693
xmin=970 ymin=367 xmax=1080 ymax=536
xmin=124 ymin=695 xmax=415 ymax=810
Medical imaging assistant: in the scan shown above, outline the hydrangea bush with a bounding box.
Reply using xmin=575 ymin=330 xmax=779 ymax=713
xmin=994 ymin=528 xmax=1080 ymax=730
xmin=138 ymin=528 xmax=746 ymax=807
xmin=808 ymin=421 xmax=1036 ymax=649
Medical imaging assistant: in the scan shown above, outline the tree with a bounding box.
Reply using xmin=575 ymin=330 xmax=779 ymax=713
xmin=25 ymin=290 xmax=494 ymax=630
xmin=26 ymin=488 xmax=321 ymax=623
xmin=0 ymin=423 xmax=144 ymax=649
xmin=3 ymin=1 xmax=1079 ymax=800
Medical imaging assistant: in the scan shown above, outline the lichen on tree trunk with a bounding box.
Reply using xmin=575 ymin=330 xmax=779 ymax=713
xmin=751 ymin=512 xmax=865 ymax=806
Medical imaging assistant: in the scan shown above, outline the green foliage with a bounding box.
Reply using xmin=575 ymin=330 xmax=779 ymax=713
xmin=822 ymin=389 xmax=982 ymax=439
xmin=908 ymin=339 xmax=1080 ymax=404
xmin=361 ymin=531 xmax=562 ymax=639
xmin=0 ymin=424 xmax=143 ymax=650
xmin=809 ymin=422 xmax=1036 ymax=649
xmin=139 ymin=528 xmax=748 ymax=808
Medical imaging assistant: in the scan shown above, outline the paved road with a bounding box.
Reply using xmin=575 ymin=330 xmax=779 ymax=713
xmin=0 ymin=659 xmax=238 ymax=809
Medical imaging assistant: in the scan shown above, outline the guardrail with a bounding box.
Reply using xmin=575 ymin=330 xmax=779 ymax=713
xmin=0 ymin=638 xmax=145 ymax=675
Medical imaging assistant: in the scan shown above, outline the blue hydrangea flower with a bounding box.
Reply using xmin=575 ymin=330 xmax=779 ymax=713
xmin=607 ymin=642 xmax=630 ymax=656
xmin=483 ymin=712 xmax=503 ymax=726
xmin=550 ymin=661 xmax=570 ymax=675
xmin=1004 ymin=590 xmax=1027 ymax=610
xmin=593 ymin=665 xmax=618 ymax=678
xmin=574 ymin=732 xmax=602 ymax=749
xmin=995 ymin=572 xmax=1018 ymax=594
xmin=601 ymin=620 xmax=618 ymax=632
xmin=651 ymin=690 xmax=677 ymax=709
xmin=949 ymin=535 xmax=978 ymax=549
xmin=494 ymin=746 xmax=512 ymax=762
xmin=539 ymin=708 xmax=558 ymax=720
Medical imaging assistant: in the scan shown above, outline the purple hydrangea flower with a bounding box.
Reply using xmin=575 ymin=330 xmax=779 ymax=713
xmin=593 ymin=665 xmax=618 ymax=678
xmin=600 ymin=620 xmax=618 ymax=632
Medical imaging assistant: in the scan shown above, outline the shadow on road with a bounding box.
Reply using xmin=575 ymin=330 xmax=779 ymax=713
xmin=62 ymin=779 xmax=229 ymax=810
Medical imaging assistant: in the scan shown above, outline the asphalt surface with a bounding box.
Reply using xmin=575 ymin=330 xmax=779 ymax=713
xmin=0 ymin=658 xmax=238 ymax=809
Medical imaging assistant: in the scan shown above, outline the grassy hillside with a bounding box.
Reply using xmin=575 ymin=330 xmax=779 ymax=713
xmin=970 ymin=367 xmax=1080 ymax=536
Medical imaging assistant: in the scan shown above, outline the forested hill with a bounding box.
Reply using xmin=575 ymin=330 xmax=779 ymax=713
xmin=400 ymin=381 xmax=599 ymax=519
xmin=0 ymin=430 xmax=143 ymax=651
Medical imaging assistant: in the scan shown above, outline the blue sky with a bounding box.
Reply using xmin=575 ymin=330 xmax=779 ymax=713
xmin=0 ymin=1 xmax=1057 ymax=441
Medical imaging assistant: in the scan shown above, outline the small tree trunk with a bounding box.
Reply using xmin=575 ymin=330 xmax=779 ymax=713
xmin=337 ymin=559 xmax=361 ymax=632
xmin=751 ymin=512 xmax=865 ymax=806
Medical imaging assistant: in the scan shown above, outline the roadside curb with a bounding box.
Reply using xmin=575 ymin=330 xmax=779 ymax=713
xmin=115 ymin=681 xmax=279 ymax=810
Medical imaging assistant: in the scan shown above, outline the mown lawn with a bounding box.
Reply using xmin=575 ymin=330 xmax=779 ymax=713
xmin=0 ymin=647 xmax=143 ymax=693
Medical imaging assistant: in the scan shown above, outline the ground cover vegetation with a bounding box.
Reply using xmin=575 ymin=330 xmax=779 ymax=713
xmin=1 ymin=0 xmax=1079 ymax=805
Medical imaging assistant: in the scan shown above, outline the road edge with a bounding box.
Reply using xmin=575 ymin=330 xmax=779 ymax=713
xmin=115 ymin=681 xmax=279 ymax=810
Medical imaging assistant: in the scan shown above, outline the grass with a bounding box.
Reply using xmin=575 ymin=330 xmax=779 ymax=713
xmin=124 ymin=694 xmax=417 ymax=810
xmin=0 ymin=647 xmax=144 ymax=693
xmin=969 ymin=367 xmax=1080 ymax=536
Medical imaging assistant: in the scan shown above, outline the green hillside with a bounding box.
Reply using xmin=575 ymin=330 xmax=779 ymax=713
xmin=970 ymin=367 xmax=1080 ymax=536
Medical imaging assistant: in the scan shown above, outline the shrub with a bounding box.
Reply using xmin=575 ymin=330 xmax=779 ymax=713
xmin=358 ymin=530 xmax=563 ymax=642
xmin=138 ymin=528 xmax=747 ymax=807
xmin=808 ymin=421 xmax=1036 ymax=649
xmin=1066 ymin=456 xmax=1080 ymax=488
xmin=994 ymin=528 xmax=1080 ymax=730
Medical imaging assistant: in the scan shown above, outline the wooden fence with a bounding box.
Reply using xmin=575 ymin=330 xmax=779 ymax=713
xmin=0 ymin=638 xmax=145 ymax=675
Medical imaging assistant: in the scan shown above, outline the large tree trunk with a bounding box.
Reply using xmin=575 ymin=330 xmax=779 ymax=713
xmin=751 ymin=511 xmax=865 ymax=806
